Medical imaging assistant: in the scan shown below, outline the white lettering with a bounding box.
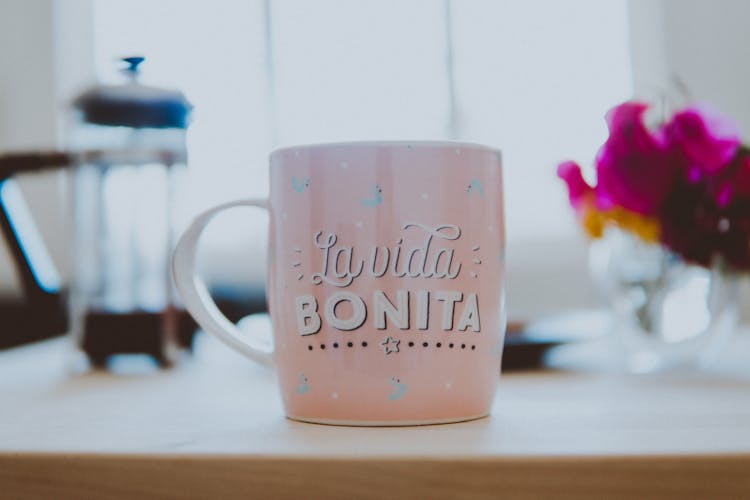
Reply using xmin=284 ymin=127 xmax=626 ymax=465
xmin=416 ymin=290 xmax=429 ymax=330
xmin=296 ymin=295 xmax=321 ymax=336
xmin=456 ymin=292 xmax=480 ymax=332
xmin=311 ymin=223 xmax=463 ymax=287
xmin=373 ymin=290 xmax=409 ymax=330
xmin=434 ymin=291 xmax=463 ymax=330
xmin=324 ymin=291 xmax=367 ymax=331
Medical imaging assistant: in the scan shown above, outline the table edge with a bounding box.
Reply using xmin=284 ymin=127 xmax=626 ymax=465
xmin=2 ymin=452 xmax=749 ymax=499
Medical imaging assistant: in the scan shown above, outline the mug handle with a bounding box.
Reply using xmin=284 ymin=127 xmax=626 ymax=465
xmin=172 ymin=199 xmax=273 ymax=366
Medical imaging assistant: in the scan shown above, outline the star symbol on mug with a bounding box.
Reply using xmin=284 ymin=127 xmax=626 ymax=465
xmin=380 ymin=336 xmax=400 ymax=354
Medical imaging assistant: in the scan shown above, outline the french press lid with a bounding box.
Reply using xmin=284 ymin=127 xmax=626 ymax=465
xmin=73 ymin=57 xmax=192 ymax=129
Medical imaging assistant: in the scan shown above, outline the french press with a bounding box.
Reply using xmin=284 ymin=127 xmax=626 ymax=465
xmin=69 ymin=57 xmax=195 ymax=367
xmin=0 ymin=57 xmax=196 ymax=367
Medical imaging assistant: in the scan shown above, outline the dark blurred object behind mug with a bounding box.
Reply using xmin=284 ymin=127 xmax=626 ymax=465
xmin=0 ymin=57 xmax=197 ymax=369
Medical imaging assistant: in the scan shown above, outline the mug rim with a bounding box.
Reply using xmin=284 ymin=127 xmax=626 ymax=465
xmin=270 ymin=140 xmax=501 ymax=158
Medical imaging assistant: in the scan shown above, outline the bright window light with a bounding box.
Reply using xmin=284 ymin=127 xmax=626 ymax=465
xmin=93 ymin=0 xmax=633 ymax=246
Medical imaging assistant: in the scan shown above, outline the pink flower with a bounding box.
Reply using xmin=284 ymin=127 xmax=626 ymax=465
xmin=556 ymin=160 xmax=593 ymax=210
xmin=666 ymin=103 xmax=741 ymax=176
xmin=594 ymin=102 xmax=676 ymax=215
xmin=557 ymin=99 xmax=750 ymax=271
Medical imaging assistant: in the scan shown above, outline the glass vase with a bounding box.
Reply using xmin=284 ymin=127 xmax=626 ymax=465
xmin=590 ymin=228 xmax=740 ymax=373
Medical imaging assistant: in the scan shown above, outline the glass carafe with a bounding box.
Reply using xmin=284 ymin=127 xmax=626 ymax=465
xmin=69 ymin=57 xmax=194 ymax=369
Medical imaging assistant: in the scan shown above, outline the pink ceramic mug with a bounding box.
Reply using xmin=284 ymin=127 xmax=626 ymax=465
xmin=173 ymin=141 xmax=506 ymax=425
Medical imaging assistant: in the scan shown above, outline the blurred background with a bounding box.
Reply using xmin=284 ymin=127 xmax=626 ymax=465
xmin=1 ymin=0 xmax=749 ymax=356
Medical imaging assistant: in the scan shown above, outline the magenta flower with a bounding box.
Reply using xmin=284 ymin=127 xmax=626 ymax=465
xmin=557 ymin=160 xmax=593 ymax=210
xmin=557 ymin=99 xmax=750 ymax=271
xmin=594 ymin=102 xmax=676 ymax=215
xmin=666 ymin=104 xmax=741 ymax=177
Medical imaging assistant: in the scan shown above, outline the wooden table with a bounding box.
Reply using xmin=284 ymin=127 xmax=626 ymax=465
xmin=2 ymin=320 xmax=750 ymax=499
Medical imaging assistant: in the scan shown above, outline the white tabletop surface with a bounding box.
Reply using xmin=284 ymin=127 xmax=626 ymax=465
xmin=2 ymin=321 xmax=750 ymax=458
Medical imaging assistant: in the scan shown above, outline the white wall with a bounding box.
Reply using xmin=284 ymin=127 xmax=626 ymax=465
xmin=0 ymin=2 xmax=57 ymax=148
xmin=629 ymin=0 xmax=750 ymax=136
xmin=662 ymin=0 xmax=750 ymax=137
